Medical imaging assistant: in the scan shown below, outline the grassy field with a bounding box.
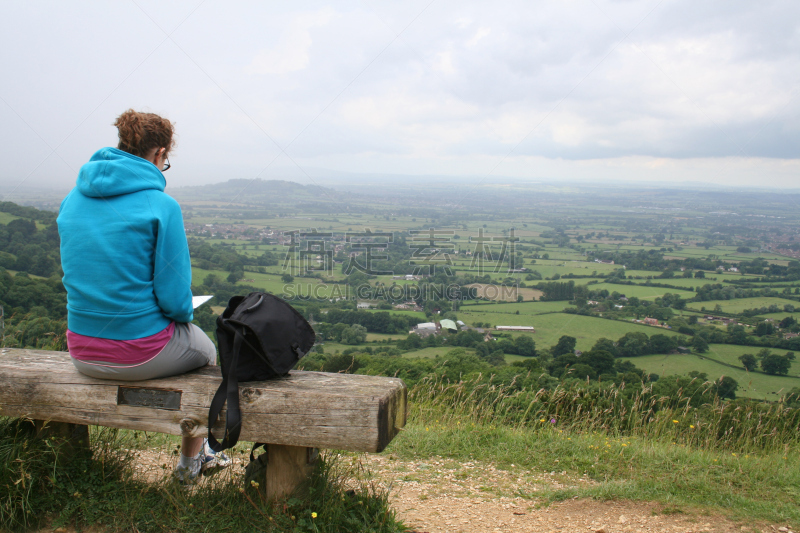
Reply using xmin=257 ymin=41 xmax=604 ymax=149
xmin=459 ymin=300 xmax=569 ymax=314
xmin=192 ymin=266 xmax=352 ymax=299
xmin=458 ymin=313 xmax=680 ymax=351
xmin=365 ymin=332 xmax=408 ymax=342
xmin=0 ymin=212 xmax=20 ymax=225
xmin=687 ymin=296 xmax=798 ymax=314
xmin=464 ymin=283 xmax=543 ymax=301
xmin=585 ymin=282 xmax=696 ymax=300
xmin=401 ymin=346 xmax=461 ymax=359
xmin=703 ymin=343 xmax=798 ymax=375
xmin=619 ymin=352 xmax=800 ymax=401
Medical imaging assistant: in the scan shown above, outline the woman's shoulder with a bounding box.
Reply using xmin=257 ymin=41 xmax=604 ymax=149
xmin=143 ymin=189 xmax=183 ymax=218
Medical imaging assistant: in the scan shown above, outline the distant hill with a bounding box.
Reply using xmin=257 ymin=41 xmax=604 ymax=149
xmin=168 ymin=179 xmax=343 ymax=205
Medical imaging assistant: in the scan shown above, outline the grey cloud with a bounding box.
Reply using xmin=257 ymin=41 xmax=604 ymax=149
xmin=0 ymin=0 xmax=798 ymax=189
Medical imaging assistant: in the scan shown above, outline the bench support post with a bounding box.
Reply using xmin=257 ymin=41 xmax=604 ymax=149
xmin=34 ymin=420 xmax=90 ymax=461
xmin=248 ymin=444 xmax=318 ymax=500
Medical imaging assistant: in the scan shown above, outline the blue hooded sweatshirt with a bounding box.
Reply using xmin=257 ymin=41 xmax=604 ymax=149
xmin=57 ymin=147 xmax=193 ymax=340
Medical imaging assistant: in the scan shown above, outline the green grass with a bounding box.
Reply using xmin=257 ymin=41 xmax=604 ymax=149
xmin=620 ymin=351 xmax=800 ymax=401
xmin=365 ymin=332 xmax=408 ymax=342
xmin=0 ymin=419 xmax=405 ymax=532
xmin=459 ymin=300 xmax=569 ymax=314
xmin=0 ymin=213 xmax=20 ymax=225
xmin=688 ymin=296 xmax=798 ymax=314
xmin=703 ymin=343 xmax=798 ymax=374
xmin=401 ymin=347 xmax=460 ymax=359
xmin=386 ymin=420 xmax=800 ymax=525
xmin=384 ymin=372 xmax=800 ymax=524
xmin=457 ymin=312 xmax=679 ymax=351
xmin=192 ymin=266 xmax=350 ymax=299
xmin=586 ymin=283 xmax=696 ymax=300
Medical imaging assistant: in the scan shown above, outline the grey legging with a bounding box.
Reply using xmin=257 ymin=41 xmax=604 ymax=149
xmin=71 ymin=322 xmax=216 ymax=381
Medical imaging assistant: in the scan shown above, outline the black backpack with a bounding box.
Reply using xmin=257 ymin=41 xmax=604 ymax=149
xmin=207 ymin=292 xmax=316 ymax=452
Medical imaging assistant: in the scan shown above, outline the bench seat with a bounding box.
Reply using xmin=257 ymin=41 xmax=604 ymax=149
xmin=0 ymin=348 xmax=407 ymax=453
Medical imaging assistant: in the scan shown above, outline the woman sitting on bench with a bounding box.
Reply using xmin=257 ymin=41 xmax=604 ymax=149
xmin=57 ymin=109 xmax=228 ymax=483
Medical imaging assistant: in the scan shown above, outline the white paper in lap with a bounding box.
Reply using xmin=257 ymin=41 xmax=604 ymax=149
xmin=192 ymin=295 xmax=213 ymax=309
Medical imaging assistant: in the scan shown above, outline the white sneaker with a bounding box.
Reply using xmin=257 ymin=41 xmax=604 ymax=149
xmin=201 ymin=440 xmax=232 ymax=474
xmin=173 ymin=452 xmax=202 ymax=484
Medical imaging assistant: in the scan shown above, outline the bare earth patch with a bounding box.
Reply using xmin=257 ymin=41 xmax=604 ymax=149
xmin=361 ymin=455 xmax=785 ymax=533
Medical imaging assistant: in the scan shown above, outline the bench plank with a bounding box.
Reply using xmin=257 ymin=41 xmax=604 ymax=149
xmin=0 ymin=348 xmax=407 ymax=453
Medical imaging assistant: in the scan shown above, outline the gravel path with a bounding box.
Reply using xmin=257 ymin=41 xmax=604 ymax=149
xmin=361 ymin=455 xmax=785 ymax=533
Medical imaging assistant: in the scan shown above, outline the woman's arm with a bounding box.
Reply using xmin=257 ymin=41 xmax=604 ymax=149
xmin=152 ymin=193 xmax=194 ymax=323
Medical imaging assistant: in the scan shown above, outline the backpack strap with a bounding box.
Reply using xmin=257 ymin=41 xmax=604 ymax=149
xmin=207 ymin=328 xmax=244 ymax=452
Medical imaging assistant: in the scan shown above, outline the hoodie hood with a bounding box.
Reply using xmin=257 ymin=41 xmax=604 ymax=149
xmin=76 ymin=147 xmax=165 ymax=198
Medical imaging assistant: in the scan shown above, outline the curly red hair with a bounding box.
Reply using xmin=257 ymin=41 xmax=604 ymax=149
xmin=113 ymin=109 xmax=175 ymax=158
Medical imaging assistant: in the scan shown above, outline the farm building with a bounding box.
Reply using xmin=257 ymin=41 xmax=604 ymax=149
xmin=410 ymin=322 xmax=437 ymax=337
xmin=495 ymin=326 xmax=535 ymax=332
xmin=439 ymin=319 xmax=458 ymax=333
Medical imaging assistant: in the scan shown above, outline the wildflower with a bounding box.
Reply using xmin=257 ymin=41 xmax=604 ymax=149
xmin=672 ymin=420 xmax=679 ymax=424
xmin=311 ymin=512 xmax=318 ymax=519
xmin=689 ymin=425 xmax=695 ymax=429
xmin=250 ymin=480 xmax=260 ymax=488
xmin=550 ymin=419 xmax=556 ymax=423
xmin=540 ymin=419 xmax=545 ymax=423
xmin=732 ymin=453 xmax=736 ymax=457
xmin=622 ymin=444 xmax=627 ymax=447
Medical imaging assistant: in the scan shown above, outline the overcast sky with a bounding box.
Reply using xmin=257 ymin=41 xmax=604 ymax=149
xmin=1 ymin=0 xmax=798 ymax=195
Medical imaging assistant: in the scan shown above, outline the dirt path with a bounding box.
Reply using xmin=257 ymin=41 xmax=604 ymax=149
xmin=43 ymin=448 xmax=790 ymax=533
xmin=361 ymin=455 xmax=786 ymax=533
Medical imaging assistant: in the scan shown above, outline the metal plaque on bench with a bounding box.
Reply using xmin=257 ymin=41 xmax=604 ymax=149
xmin=117 ymin=386 xmax=182 ymax=410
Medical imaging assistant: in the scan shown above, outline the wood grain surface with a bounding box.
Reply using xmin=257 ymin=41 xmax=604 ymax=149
xmin=0 ymin=348 xmax=407 ymax=452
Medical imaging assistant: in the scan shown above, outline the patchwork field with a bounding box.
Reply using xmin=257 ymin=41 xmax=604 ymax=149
xmin=620 ymin=352 xmax=800 ymax=402
xmin=584 ymin=283 xmax=695 ymax=300
xmin=686 ymin=296 xmax=798 ymax=314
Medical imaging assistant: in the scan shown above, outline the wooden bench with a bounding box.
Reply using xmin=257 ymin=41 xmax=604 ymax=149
xmin=0 ymin=348 xmax=407 ymax=497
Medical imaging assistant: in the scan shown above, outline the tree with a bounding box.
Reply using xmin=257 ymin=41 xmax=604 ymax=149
xmin=551 ymin=335 xmax=577 ymax=357
xmin=692 ymin=336 xmax=709 ymax=353
xmin=581 ymin=349 xmax=615 ymax=375
xmin=486 ymin=350 xmax=507 ymax=366
xmin=591 ymin=338 xmax=619 ymax=357
xmin=281 ymin=273 xmax=294 ymax=283
xmin=649 ymin=334 xmax=677 ymax=354
xmin=694 ymin=270 xmax=705 ymax=278
xmin=514 ymin=335 xmax=536 ymax=357
xmin=714 ymin=376 xmax=738 ymax=400
xmin=754 ymin=321 xmax=775 ymax=336
xmin=340 ymin=324 xmax=368 ymax=345
xmin=568 ymin=363 xmax=597 ymax=380
xmin=738 ymin=353 xmax=757 ymax=371
xmin=761 ymin=354 xmax=791 ymax=376
xmin=617 ymin=332 xmax=649 ymax=357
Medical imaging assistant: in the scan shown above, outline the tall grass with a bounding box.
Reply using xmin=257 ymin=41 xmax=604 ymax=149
xmin=0 ymin=417 xmax=405 ymax=532
xmin=410 ymin=373 xmax=800 ymax=453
